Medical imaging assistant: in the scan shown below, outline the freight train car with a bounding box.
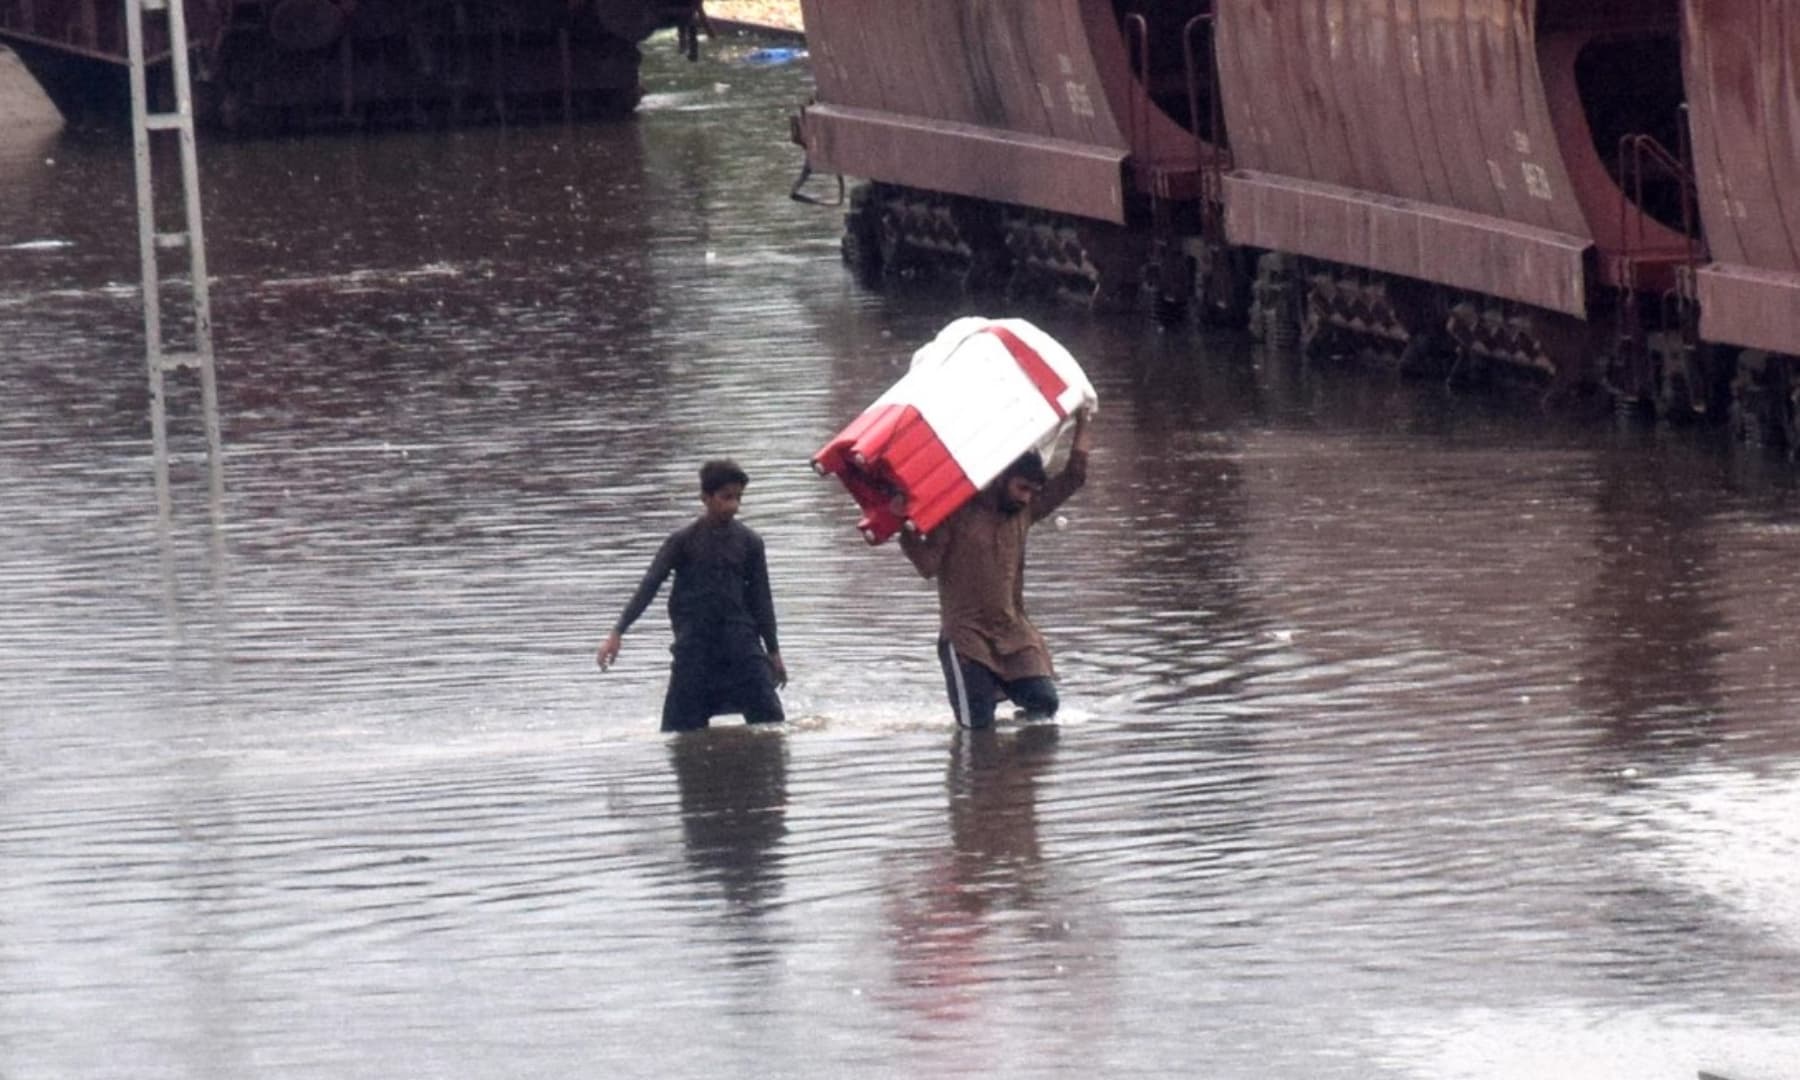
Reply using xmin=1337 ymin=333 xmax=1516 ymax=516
xmin=0 ymin=0 xmax=704 ymax=130
xmin=790 ymin=0 xmax=1800 ymax=445
xmin=792 ymin=0 xmax=1226 ymax=309
xmin=1682 ymin=0 xmax=1800 ymax=445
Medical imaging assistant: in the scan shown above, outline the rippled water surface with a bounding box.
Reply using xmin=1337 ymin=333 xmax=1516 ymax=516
xmin=3 ymin=37 xmax=1798 ymax=1080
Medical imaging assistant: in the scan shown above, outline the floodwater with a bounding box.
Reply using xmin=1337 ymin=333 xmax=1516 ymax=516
xmin=3 ymin=37 xmax=1798 ymax=1080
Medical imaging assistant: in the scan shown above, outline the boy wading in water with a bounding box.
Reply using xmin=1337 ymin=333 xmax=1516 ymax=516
xmin=597 ymin=460 xmax=787 ymax=732
xmin=899 ymin=409 xmax=1092 ymax=729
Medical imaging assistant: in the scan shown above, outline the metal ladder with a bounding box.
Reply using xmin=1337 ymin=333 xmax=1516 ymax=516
xmin=125 ymin=0 xmax=222 ymax=519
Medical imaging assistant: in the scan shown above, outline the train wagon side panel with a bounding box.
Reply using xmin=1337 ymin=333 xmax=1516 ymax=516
xmin=805 ymin=0 xmax=1106 ymax=144
xmin=1223 ymin=169 xmax=1591 ymax=316
xmin=801 ymin=105 xmax=1131 ymax=224
xmin=1215 ymin=0 xmax=1597 ymax=315
xmin=1414 ymin=0 xmax=1508 ymax=218
xmin=796 ymin=0 xmax=1219 ymax=226
xmin=1215 ymin=0 xmax=1314 ymax=179
xmin=1386 ymin=0 xmax=1459 ymax=207
xmin=798 ymin=0 xmax=1133 ymax=223
xmin=1474 ymin=0 xmax=1569 ymax=234
xmin=1686 ymin=0 xmax=1800 ymax=355
xmin=1344 ymin=0 xmax=1434 ymax=203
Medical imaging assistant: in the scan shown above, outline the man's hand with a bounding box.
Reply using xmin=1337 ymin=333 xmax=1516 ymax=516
xmin=769 ymin=652 xmax=788 ymax=689
xmin=596 ymin=631 xmax=622 ymax=671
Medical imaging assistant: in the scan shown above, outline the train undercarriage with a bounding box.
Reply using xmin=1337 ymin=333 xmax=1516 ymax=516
xmin=841 ymin=182 xmax=1156 ymax=311
xmin=799 ymin=0 xmax=1800 ymax=458
xmin=840 ymin=178 xmax=1800 ymax=455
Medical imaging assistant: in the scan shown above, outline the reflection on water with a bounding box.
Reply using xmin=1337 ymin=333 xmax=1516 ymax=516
xmin=886 ymin=727 xmax=1063 ymax=1023
xmin=3 ymin=35 xmax=1799 ymax=1080
xmin=671 ymin=726 xmax=788 ymax=919
xmin=877 ymin=726 xmax=1126 ymax=1078
xmin=1580 ymin=445 xmax=1724 ymax=744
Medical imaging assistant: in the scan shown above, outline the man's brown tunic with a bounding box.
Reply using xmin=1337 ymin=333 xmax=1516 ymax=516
xmin=899 ymin=451 xmax=1088 ymax=681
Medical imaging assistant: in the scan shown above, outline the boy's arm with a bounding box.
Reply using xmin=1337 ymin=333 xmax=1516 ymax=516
xmin=597 ymin=530 xmax=683 ymax=669
xmin=1032 ymin=409 xmax=1093 ymax=522
xmin=745 ymin=535 xmax=787 ymax=687
xmin=746 ymin=534 xmax=781 ymax=655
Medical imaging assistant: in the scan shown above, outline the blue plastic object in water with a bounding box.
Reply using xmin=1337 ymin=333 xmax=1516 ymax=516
xmin=742 ymin=47 xmax=806 ymax=66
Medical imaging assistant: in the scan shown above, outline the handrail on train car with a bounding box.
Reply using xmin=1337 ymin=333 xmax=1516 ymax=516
xmin=1615 ymin=125 xmax=1699 ymax=296
xmin=1613 ymin=114 xmax=1703 ymax=397
xmin=1123 ymin=13 xmax=1151 ymax=163
xmin=1182 ymin=10 xmax=1227 ymax=244
xmin=1122 ymin=9 xmax=1222 ymax=203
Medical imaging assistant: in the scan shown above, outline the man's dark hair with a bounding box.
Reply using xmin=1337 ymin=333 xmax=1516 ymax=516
xmin=700 ymin=459 xmax=750 ymax=495
xmin=1001 ymin=450 xmax=1047 ymax=488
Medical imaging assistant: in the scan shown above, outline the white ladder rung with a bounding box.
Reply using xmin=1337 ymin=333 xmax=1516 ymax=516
xmin=155 ymin=351 xmax=207 ymax=373
xmin=146 ymin=112 xmax=185 ymax=131
xmin=155 ymin=230 xmax=189 ymax=249
xmin=142 ymin=0 xmax=169 ymax=11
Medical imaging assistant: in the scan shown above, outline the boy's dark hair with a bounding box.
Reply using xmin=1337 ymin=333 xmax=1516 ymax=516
xmin=1001 ymin=450 xmax=1047 ymax=488
xmin=700 ymin=459 xmax=750 ymax=495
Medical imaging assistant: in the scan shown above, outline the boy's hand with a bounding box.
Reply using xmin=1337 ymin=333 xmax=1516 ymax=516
xmin=769 ymin=652 xmax=788 ymax=688
xmin=596 ymin=631 xmax=622 ymax=671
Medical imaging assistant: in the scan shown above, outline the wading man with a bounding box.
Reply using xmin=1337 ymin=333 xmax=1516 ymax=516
xmin=899 ymin=410 xmax=1092 ymax=729
xmin=597 ymin=460 xmax=787 ymax=732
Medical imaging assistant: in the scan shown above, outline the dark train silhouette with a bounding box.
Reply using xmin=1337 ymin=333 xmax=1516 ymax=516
xmin=0 ymin=0 xmax=704 ymax=130
xmin=790 ymin=1 xmax=1800 ymax=446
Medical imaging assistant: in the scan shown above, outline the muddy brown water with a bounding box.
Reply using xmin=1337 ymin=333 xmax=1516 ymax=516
xmin=2 ymin=37 xmax=1797 ymax=1080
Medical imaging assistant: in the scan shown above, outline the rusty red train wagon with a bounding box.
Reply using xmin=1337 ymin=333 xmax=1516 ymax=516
xmin=791 ymin=0 xmax=1800 ymax=447
xmin=1682 ymin=0 xmax=1800 ymax=443
xmin=0 ymin=0 xmax=702 ymax=130
xmin=794 ymin=0 xmax=1222 ymax=308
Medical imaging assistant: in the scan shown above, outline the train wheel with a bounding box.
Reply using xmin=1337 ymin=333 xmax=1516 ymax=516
xmin=1193 ymin=242 xmax=1252 ymax=329
xmin=1648 ymin=335 xmax=1724 ymax=423
xmin=1248 ymin=253 xmax=1300 ymax=348
xmin=1398 ymin=330 xmax=1449 ymax=378
xmin=1727 ymin=351 xmax=1763 ymax=444
xmin=840 ymin=184 xmax=883 ymax=285
xmin=1782 ymin=360 xmax=1800 ymax=453
xmin=1725 ymin=350 xmax=1798 ymax=449
xmin=952 ymin=202 xmax=1009 ymax=293
xmin=1146 ymin=249 xmax=1191 ymax=325
xmin=961 ymin=245 xmax=1010 ymax=293
xmin=1300 ymin=286 xmax=1354 ymax=361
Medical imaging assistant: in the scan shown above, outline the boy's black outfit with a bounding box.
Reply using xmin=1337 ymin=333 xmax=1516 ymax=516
xmin=612 ymin=517 xmax=785 ymax=732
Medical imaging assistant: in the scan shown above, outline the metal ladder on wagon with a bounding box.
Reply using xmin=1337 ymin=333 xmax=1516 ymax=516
xmin=124 ymin=0 xmax=224 ymax=522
